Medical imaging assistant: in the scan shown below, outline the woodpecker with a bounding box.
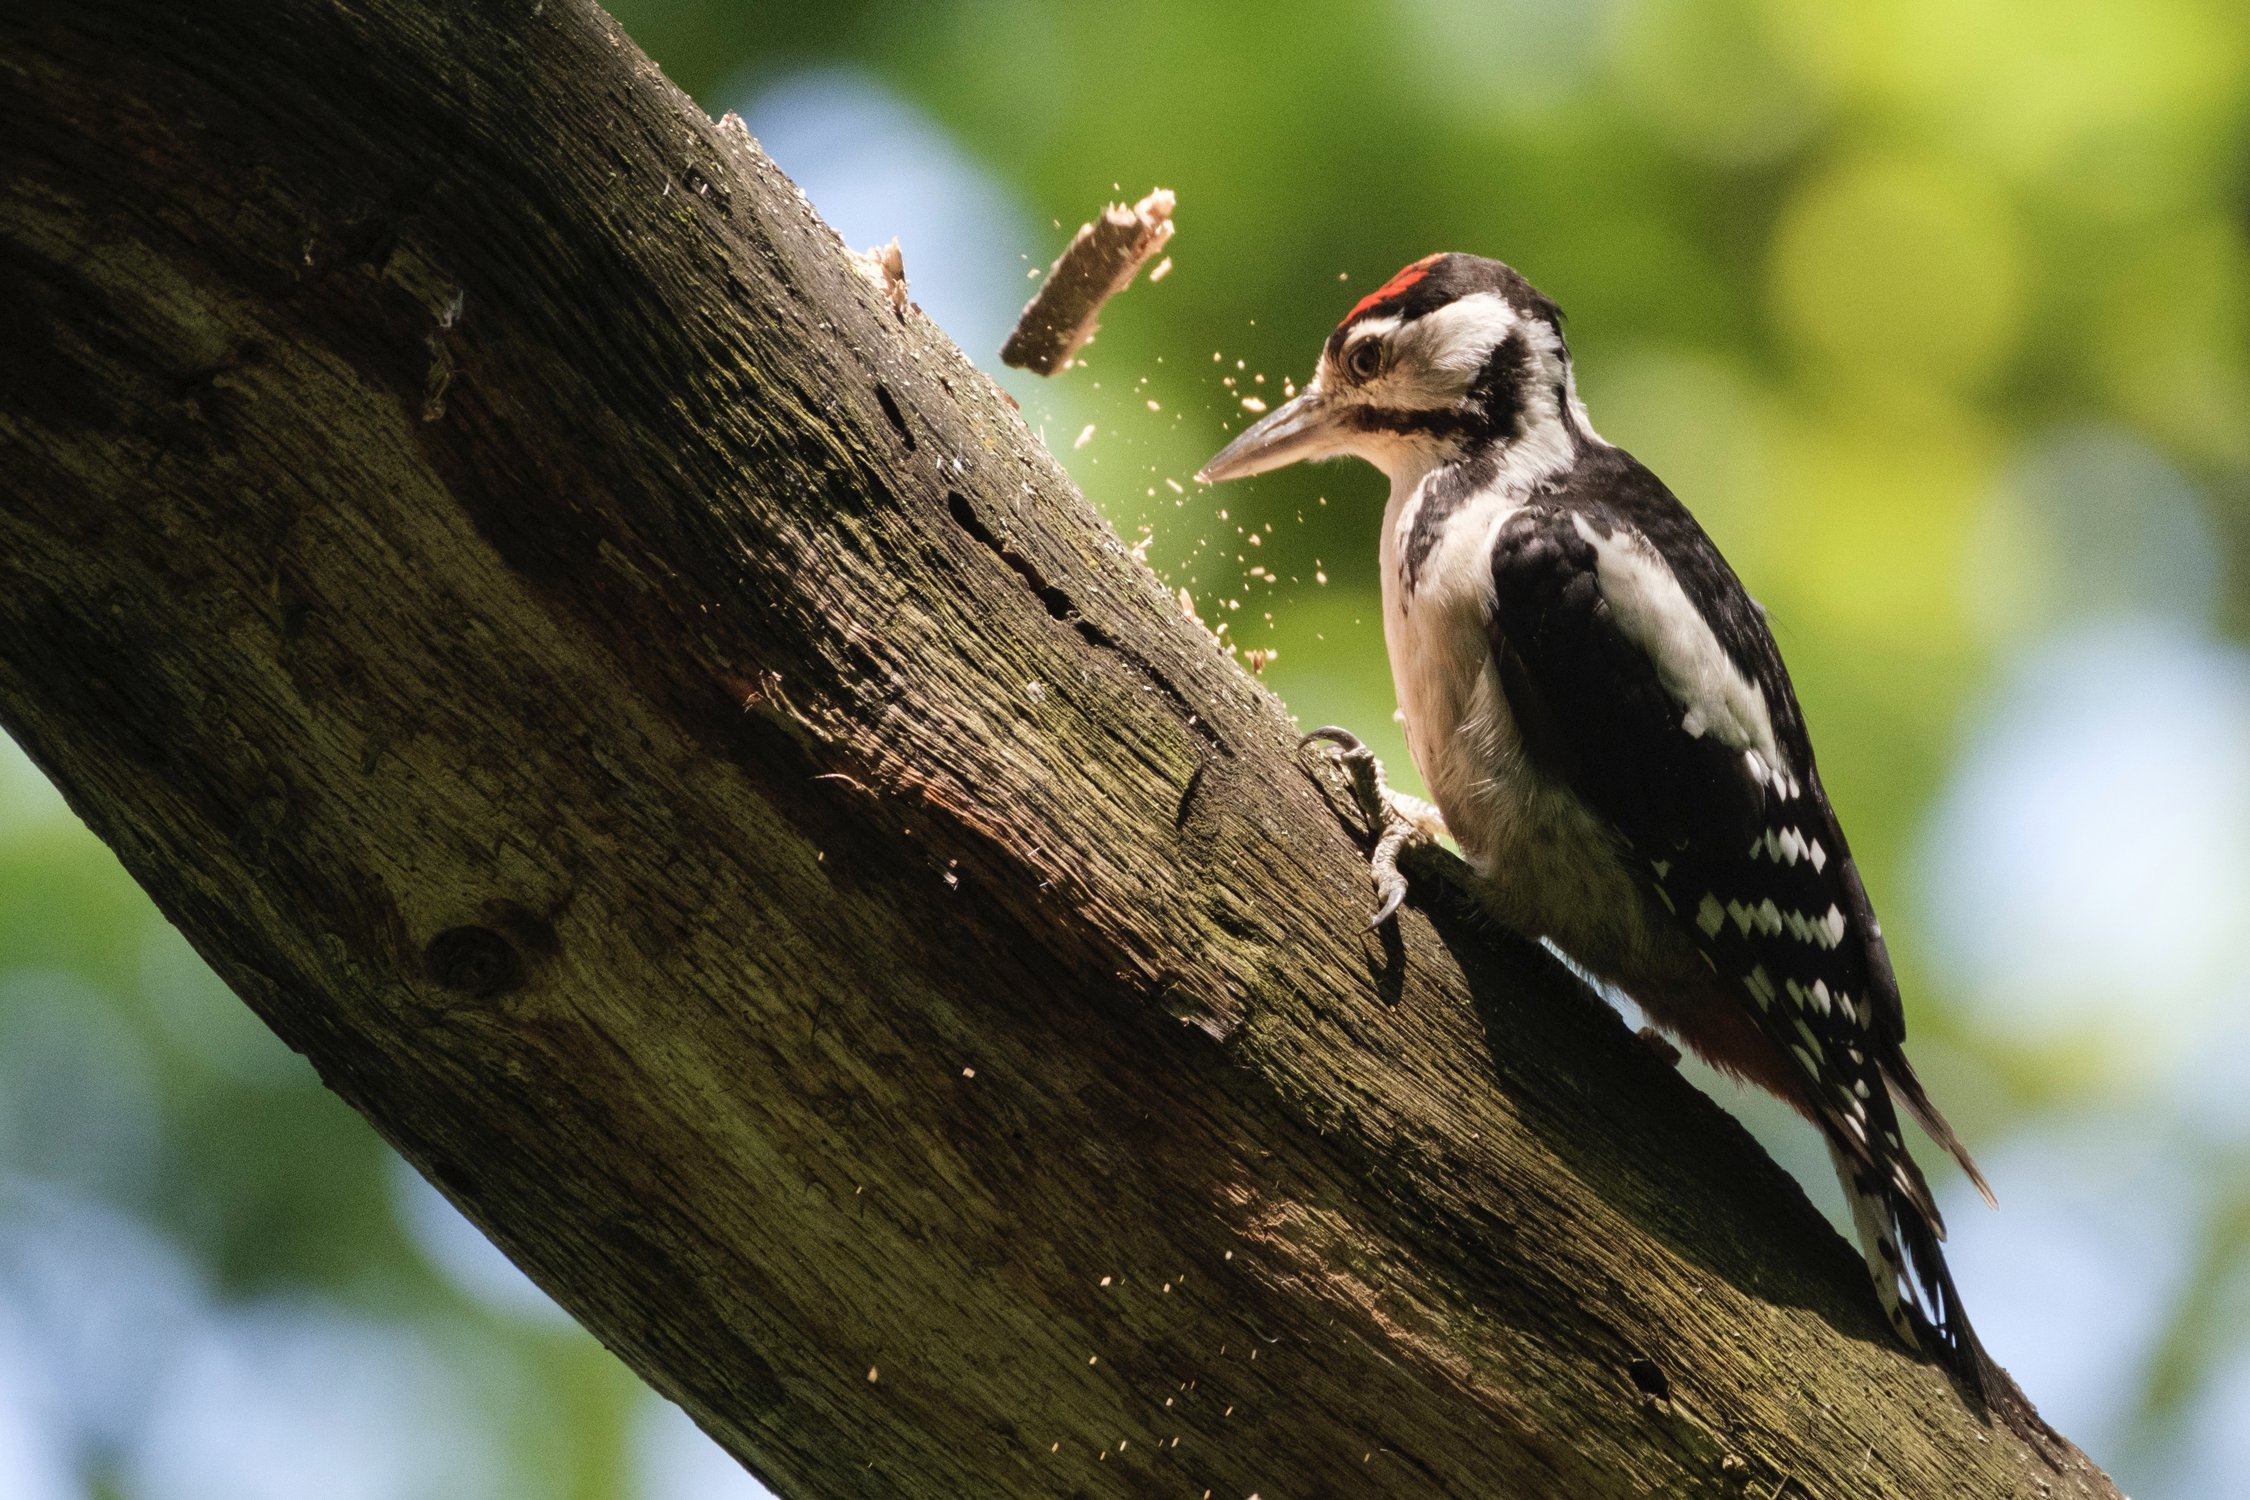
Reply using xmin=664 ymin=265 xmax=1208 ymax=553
xmin=1198 ymin=253 xmax=1996 ymax=1393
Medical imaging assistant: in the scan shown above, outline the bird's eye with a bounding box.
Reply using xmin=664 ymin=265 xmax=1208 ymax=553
xmin=1345 ymin=339 xmax=1384 ymax=382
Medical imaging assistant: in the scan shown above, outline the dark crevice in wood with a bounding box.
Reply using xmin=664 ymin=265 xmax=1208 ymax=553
xmin=873 ymin=381 xmax=913 ymax=449
xmin=946 ymin=487 xmax=1228 ymax=759
xmin=1627 ymin=1357 xmax=1672 ymax=1402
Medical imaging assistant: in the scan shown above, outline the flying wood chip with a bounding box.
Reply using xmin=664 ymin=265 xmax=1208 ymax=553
xmin=1001 ymin=188 xmax=1175 ymax=375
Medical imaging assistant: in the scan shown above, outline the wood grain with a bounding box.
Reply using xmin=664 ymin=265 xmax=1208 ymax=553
xmin=0 ymin=2 xmax=2120 ymax=1495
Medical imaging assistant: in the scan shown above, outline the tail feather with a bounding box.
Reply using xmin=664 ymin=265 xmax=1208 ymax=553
xmin=1891 ymin=1183 xmax=1996 ymax=1400
xmin=1886 ymin=1055 xmax=1998 ymax=1210
xmin=1826 ymin=1140 xmax=1994 ymax=1400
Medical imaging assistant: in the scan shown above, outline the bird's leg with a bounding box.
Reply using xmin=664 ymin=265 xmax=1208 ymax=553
xmin=1300 ymin=726 xmax=1447 ymax=926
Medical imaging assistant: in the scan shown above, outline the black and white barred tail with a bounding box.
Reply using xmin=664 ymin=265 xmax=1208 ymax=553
xmin=1829 ymin=1141 xmax=1994 ymax=1398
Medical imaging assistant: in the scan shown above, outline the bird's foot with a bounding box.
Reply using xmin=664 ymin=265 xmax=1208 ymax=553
xmin=1300 ymin=726 xmax=1447 ymax=927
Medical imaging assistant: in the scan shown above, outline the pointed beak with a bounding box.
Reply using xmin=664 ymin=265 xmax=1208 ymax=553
xmin=1195 ymin=387 xmax=1347 ymax=484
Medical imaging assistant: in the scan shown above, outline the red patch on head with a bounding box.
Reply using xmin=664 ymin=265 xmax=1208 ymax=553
xmin=1342 ymin=253 xmax=1445 ymax=326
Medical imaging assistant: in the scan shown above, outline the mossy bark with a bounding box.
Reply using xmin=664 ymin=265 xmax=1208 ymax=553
xmin=0 ymin=3 xmax=2118 ymax=1495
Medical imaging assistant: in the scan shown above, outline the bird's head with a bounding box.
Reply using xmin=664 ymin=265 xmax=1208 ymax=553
xmin=1197 ymin=253 xmax=1587 ymax=487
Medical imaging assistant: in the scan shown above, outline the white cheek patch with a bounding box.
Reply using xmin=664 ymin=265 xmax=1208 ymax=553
xmin=1569 ymin=513 xmax=1791 ymax=786
xmin=1386 ymin=293 xmax=1519 ymax=404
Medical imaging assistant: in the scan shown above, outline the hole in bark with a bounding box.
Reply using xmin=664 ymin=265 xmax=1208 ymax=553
xmin=1626 ymin=1357 xmax=1670 ymax=1401
xmin=874 ymin=383 xmax=914 ymax=449
xmin=424 ymin=925 xmax=523 ymax=998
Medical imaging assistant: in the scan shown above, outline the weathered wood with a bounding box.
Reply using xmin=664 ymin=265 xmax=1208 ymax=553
xmin=1000 ymin=188 xmax=1174 ymax=375
xmin=0 ymin=2 xmax=2119 ymax=1496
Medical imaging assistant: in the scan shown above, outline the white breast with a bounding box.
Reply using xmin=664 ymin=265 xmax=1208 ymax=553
xmin=1378 ymin=472 xmax=1517 ymax=846
xmin=1376 ymin=470 xmax=1668 ymax=974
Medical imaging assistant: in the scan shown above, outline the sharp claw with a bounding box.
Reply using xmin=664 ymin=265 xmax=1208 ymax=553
xmin=1305 ymin=723 xmax=1429 ymax=927
xmin=1300 ymin=725 xmax=1366 ymax=755
xmin=1303 ymin=728 xmax=1386 ymax=827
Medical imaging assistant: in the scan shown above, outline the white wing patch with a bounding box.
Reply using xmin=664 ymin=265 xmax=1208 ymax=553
xmin=1571 ymin=513 xmax=1794 ymax=794
xmin=1784 ymin=975 xmax=1841 ymax=1017
xmin=1771 ymin=903 xmax=1848 ymax=948
xmin=1750 ymin=825 xmax=1826 ymax=870
xmin=1695 ymin=893 xmax=1725 ymax=938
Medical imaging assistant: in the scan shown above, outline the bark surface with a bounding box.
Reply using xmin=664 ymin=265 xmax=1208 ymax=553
xmin=0 ymin=3 xmax=2121 ymax=1496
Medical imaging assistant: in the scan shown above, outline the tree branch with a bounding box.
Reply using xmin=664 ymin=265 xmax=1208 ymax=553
xmin=0 ymin=2 xmax=2117 ymax=1495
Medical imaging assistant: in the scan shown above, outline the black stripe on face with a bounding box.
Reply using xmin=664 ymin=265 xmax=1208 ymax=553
xmin=1468 ymin=331 xmax=1531 ymax=439
xmin=1344 ymin=405 xmax=1480 ymax=440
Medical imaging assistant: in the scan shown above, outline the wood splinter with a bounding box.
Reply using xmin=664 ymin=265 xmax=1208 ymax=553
xmin=1001 ymin=188 xmax=1175 ymax=375
xmin=855 ymin=235 xmax=908 ymax=318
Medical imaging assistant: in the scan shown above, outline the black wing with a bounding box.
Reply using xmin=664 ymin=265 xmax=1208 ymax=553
xmin=1488 ymin=444 xmax=1989 ymax=1383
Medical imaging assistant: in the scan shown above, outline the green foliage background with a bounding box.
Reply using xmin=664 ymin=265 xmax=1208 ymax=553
xmin=4 ymin=1 xmax=2247 ymax=1496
